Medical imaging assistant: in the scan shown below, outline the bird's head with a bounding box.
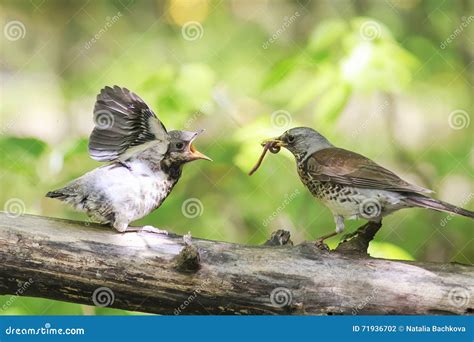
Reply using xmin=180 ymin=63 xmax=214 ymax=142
xmin=262 ymin=127 xmax=333 ymax=158
xmin=167 ymin=129 xmax=212 ymax=164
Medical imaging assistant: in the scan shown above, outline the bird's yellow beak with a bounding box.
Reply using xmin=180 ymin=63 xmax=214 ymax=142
xmin=189 ymin=143 xmax=212 ymax=161
xmin=187 ymin=129 xmax=212 ymax=161
xmin=261 ymin=137 xmax=286 ymax=147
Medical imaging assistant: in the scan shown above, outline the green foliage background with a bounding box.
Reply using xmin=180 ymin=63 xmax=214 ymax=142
xmin=0 ymin=0 xmax=472 ymax=315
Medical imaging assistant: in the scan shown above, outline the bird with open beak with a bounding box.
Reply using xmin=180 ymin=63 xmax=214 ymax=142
xmin=46 ymin=86 xmax=211 ymax=233
xmin=256 ymin=127 xmax=474 ymax=247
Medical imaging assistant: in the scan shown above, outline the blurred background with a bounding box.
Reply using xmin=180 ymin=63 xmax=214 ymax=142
xmin=0 ymin=0 xmax=472 ymax=315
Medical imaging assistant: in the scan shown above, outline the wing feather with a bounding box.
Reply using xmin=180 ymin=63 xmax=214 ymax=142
xmin=88 ymin=86 xmax=169 ymax=162
xmin=304 ymin=148 xmax=433 ymax=193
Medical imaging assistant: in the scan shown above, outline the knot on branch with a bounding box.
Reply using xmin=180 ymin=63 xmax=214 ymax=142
xmin=173 ymin=233 xmax=201 ymax=273
xmin=264 ymin=230 xmax=293 ymax=246
xmin=336 ymin=221 xmax=382 ymax=255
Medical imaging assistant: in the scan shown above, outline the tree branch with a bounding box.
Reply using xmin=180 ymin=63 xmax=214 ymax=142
xmin=0 ymin=213 xmax=472 ymax=315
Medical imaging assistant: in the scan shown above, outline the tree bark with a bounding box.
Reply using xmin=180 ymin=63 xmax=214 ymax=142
xmin=0 ymin=212 xmax=472 ymax=315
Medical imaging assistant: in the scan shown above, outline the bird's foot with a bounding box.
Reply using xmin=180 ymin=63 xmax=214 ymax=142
xmin=141 ymin=225 xmax=168 ymax=235
xmin=314 ymin=239 xmax=330 ymax=251
xmin=313 ymin=231 xmax=338 ymax=251
xmin=124 ymin=225 xmax=168 ymax=235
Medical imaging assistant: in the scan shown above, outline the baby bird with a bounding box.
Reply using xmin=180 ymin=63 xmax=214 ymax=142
xmin=46 ymin=86 xmax=211 ymax=232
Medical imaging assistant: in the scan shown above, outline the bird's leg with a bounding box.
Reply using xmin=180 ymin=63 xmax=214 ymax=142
xmin=117 ymin=160 xmax=131 ymax=170
xmin=314 ymin=231 xmax=338 ymax=250
xmin=112 ymin=213 xmax=168 ymax=235
xmin=124 ymin=225 xmax=169 ymax=235
xmin=314 ymin=215 xmax=344 ymax=251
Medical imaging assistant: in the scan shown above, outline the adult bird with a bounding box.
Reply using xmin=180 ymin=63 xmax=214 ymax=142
xmin=263 ymin=127 xmax=474 ymax=245
xmin=46 ymin=86 xmax=211 ymax=232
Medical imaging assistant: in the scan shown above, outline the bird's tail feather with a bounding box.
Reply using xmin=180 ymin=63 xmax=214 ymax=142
xmin=406 ymin=195 xmax=474 ymax=219
xmin=46 ymin=189 xmax=69 ymax=200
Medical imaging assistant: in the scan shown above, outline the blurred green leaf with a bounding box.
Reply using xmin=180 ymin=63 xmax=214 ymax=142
xmin=260 ymin=56 xmax=301 ymax=90
xmin=0 ymin=137 xmax=48 ymax=180
xmin=368 ymin=241 xmax=415 ymax=261
xmin=314 ymin=82 xmax=352 ymax=123
xmin=307 ymin=19 xmax=347 ymax=58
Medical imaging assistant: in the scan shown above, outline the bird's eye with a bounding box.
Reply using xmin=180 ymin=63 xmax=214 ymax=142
xmin=287 ymin=135 xmax=295 ymax=143
xmin=175 ymin=142 xmax=184 ymax=150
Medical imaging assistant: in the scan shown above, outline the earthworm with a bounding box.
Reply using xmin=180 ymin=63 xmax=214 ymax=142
xmin=248 ymin=142 xmax=281 ymax=176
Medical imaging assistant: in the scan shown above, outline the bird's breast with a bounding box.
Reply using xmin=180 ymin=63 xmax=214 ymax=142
xmin=97 ymin=161 xmax=178 ymax=220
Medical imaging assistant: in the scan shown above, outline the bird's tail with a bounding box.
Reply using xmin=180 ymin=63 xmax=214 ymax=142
xmin=405 ymin=195 xmax=474 ymax=219
xmin=45 ymin=189 xmax=69 ymax=200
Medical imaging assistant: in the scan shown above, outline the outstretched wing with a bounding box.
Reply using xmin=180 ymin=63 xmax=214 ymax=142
xmin=303 ymin=147 xmax=433 ymax=194
xmin=88 ymin=86 xmax=169 ymax=162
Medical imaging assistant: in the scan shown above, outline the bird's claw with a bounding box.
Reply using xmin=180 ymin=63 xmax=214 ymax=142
xmin=141 ymin=225 xmax=168 ymax=235
xmin=314 ymin=239 xmax=330 ymax=251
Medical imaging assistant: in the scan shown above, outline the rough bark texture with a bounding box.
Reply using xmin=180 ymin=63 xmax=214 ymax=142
xmin=0 ymin=212 xmax=472 ymax=315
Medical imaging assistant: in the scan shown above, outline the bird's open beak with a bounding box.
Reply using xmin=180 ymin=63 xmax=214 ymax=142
xmin=261 ymin=137 xmax=286 ymax=147
xmin=190 ymin=129 xmax=212 ymax=161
